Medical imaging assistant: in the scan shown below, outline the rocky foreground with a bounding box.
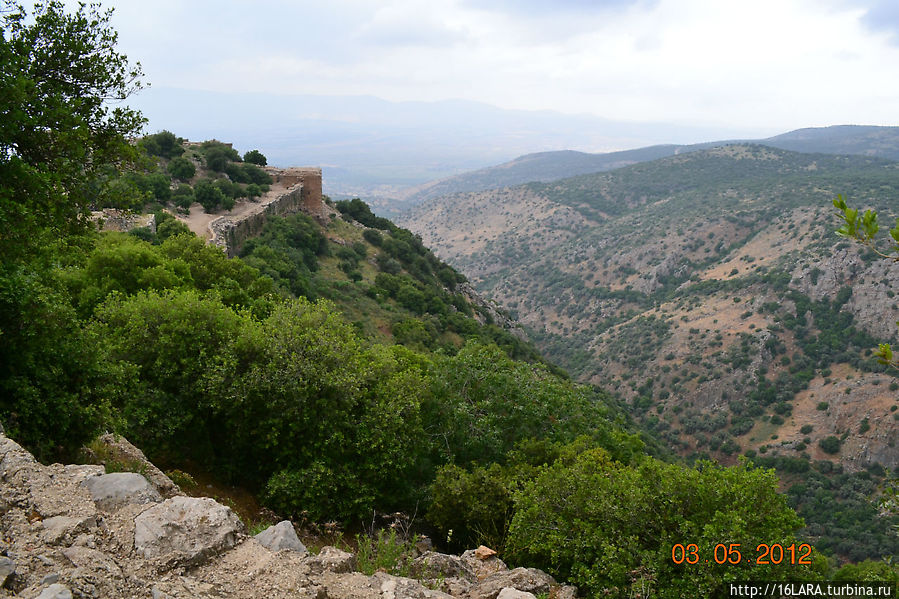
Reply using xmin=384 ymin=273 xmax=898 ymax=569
xmin=0 ymin=426 xmax=575 ymax=599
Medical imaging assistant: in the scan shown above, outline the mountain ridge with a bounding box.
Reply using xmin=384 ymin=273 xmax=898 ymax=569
xmin=387 ymin=125 xmax=899 ymax=210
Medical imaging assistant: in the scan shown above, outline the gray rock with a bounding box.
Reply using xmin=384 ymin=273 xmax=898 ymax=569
xmin=255 ymin=520 xmax=307 ymax=553
xmin=306 ymin=546 xmax=356 ymax=574
xmin=410 ymin=551 xmax=476 ymax=582
xmin=40 ymin=514 xmax=97 ymax=545
xmin=82 ymin=472 xmax=161 ymax=511
xmin=36 ymin=583 xmax=73 ymax=599
xmin=90 ymin=433 xmax=182 ymax=498
xmin=430 ymin=576 xmax=473 ymax=596
xmin=62 ymin=545 xmax=123 ymax=578
xmin=0 ymin=555 xmax=15 ymax=586
xmin=553 ymin=585 xmax=578 ymax=599
xmin=133 ymin=496 xmax=245 ymax=567
xmin=497 ymin=589 xmax=536 ymax=599
xmin=470 ymin=567 xmax=556 ymax=599
xmin=373 ymin=571 xmax=455 ymax=599
xmin=41 ymin=572 xmax=60 ymax=584
xmin=460 ymin=548 xmax=508 ymax=581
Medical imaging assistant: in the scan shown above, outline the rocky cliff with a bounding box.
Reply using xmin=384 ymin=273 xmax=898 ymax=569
xmin=0 ymin=426 xmax=574 ymax=599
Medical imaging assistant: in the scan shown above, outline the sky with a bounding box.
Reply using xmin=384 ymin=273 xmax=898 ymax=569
xmin=97 ymin=0 xmax=899 ymax=136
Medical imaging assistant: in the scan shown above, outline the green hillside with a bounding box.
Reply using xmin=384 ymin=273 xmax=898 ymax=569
xmin=2 ymin=3 xmax=897 ymax=596
xmin=399 ymin=143 xmax=899 ymax=565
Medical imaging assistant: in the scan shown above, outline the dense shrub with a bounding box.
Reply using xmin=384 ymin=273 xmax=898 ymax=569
xmin=508 ymin=453 xmax=823 ymax=597
xmin=819 ymin=436 xmax=841 ymax=454
xmin=243 ymin=149 xmax=267 ymax=166
xmin=167 ymin=156 xmax=195 ymax=181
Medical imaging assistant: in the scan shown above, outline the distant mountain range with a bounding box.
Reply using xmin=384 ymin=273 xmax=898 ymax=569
xmin=130 ymin=86 xmax=767 ymax=197
xmin=389 ymin=125 xmax=899 ymax=209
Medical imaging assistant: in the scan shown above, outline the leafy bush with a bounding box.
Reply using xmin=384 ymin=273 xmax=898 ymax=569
xmin=194 ymin=179 xmax=226 ymax=212
xmin=203 ymin=142 xmax=240 ymax=171
xmin=244 ymin=149 xmax=267 ymax=166
xmin=819 ymin=436 xmax=841 ymax=454
xmin=363 ymin=228 xmax=383 ymax=246
xmin=428 ymin=463 xmax=515 ymax=551
xmin=141 ymin=130 xmax=184 ymax=159
xmin=172 ymin=183 xmax=195 ymax=209
xmin=0 ymin=265 xmax=124 ymax=460
xmin=167 ymin=156 xmax=195 ymax=181
xmin=508 ymin=453 xmax=823 ymax=598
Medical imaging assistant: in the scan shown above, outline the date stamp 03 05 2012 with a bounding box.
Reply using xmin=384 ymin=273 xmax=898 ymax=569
xmin=671 ymin=543 xmax=814 ymax=567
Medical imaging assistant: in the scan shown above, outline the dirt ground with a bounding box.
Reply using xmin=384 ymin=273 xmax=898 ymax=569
xmin=177 ymin=180 xmax=291 ymax=240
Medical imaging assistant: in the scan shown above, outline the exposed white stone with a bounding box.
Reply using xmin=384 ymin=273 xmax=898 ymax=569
xmin=82 ymin=472 xmax=162 ymax=511
xmin=254 ymin=520 xmax=307 ymax=554
xmin=133 ymin=496 xmax=245 ymax=567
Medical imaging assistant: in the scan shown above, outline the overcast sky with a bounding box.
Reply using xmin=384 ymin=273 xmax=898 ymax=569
xmin=100 ymin=0 xmax=899 ymax=136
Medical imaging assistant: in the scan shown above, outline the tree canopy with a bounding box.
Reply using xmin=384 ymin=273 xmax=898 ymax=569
xmin=0 ymin=0 xmax=145 ymax=261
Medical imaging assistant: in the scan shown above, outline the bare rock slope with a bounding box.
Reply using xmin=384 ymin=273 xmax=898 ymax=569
xmin=0 ymin=429 xmax=573 ymax=599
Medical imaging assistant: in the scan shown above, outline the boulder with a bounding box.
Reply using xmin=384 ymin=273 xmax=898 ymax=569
xmin=255 ymin=520 xmax=307 ymax=554
xmin=320 ymin=571 xmax=453 ymax=599
xmin=89 ymin=433 xmax=182 ymax=498
xmin=460 ymin=548 xmax=508 ymax=581
xmin=133 ymin=496 xmax=245 ymax=567
xmin=36 ymin=583 xmax=73 ymax=599
xmin=469 ymin=568 xmax=556 ymax=599
xmin=373 ymin=571 xmax=455 ymax=599
xmin=82 ymin=472 xmax=161 ymax=511
xmin=552 ymin=585 xmax=578 ymax=599
xmin=410 ymin=551 xmax=476 ymax=582
xmin=306 ymin=546 xmax=356 ymax=574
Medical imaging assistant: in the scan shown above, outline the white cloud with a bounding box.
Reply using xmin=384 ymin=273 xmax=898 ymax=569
xmin=97 ymin=0 xmax=899 ymax=132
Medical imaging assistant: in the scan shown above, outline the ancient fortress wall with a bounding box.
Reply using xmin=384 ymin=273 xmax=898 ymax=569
xmin=210 ymin=167 xmax=323 ymax=257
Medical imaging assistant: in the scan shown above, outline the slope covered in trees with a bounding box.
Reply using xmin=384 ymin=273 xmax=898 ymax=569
xmin=1 ymin=3 xmax=897 ymax=596
xmin=399 ymin=144 xmax=899 ymax=565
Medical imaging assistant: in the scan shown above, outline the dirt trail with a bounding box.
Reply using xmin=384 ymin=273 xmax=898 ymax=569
xmin=178 ymin=181 xmax=292 ymax=240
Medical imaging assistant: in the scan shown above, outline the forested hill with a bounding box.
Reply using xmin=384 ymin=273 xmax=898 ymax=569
xmin=390 ymin=125 xmax=899 ymax=208
xmin=399 ymin=143 xmax=899 ymax=561
xmin=2 ymin=2 xmax=898 ymax=595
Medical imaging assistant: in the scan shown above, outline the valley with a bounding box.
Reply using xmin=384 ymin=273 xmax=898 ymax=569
xmin=5 ymin=2 xmax=899 ymax=596
xmin=399 ymin=144 xmax=899 ymax=469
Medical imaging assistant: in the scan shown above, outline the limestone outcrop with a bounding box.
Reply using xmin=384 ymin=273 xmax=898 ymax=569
xmin=0 ymin=428 xmax=576 ymax=599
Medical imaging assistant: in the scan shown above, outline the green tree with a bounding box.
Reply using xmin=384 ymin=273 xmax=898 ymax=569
xmin=141 ymin=130 xmax=184 ymax=159
xmin=244 ymin=149 xmax=267 ymax=166
xmin=91 ymin=289 xmax=245 ymax=465
xmin=0 ymin=265 xmax=128 ymax=460
xmin=0 ymin=0 xmax=145 ymax=262
xmin=508 ymin=453 xmax=824 ymax=598
xmin=204 ymin=146 xmax=232 ymax=172
xmin=167 ymin=156 xmax=196 ymax=181
xmin=818 ymin=435 xmax=841 ymax=454
xmin=194 ymin=179 xmax=226 ymax=212
xmin=0 ymin=0 xmax=144 ymax=458
xmin=424 ymin=342 xmax=636 ymax=466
